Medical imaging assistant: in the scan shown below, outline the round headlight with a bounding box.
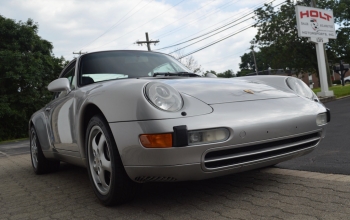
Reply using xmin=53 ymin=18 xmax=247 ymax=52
xmin=145 ymin=82 xmax=183 ymax=112
xmin=286 ymin=77 xmax=313 ymax=99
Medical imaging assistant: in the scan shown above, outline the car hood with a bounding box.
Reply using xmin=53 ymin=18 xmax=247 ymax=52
xmin=161 ymin=78 xmax=296 ymax=104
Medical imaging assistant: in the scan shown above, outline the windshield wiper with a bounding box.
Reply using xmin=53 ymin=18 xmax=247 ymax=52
xmin=153 ymin=72 xmax=200 ymax=77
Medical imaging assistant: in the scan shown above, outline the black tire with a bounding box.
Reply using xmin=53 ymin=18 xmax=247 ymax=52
xmin=85 ymin=115 xmax=139 ymax=206
xmin=30 ymin=127 xmax=60 ymax=174
xmin=345 ymin=80 xmax=350 ymax=84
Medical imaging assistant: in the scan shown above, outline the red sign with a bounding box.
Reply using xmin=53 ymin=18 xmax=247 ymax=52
xmin=299 ymin=10 xmax=332 ymax=21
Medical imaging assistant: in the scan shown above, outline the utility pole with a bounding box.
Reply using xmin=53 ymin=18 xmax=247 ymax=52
xmin=135 ymin=32 xmax=159 ymax=51
xmin=73 ymin=51 xmax=88 ymax=55
xmin=250 ymin=41 xmax=258 ymax=74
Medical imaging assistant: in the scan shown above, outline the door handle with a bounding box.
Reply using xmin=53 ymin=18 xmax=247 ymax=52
xmin=45 ymin=107 xmax=51 ymax=112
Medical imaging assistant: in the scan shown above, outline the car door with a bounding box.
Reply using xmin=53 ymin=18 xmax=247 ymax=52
xmin=45 ymin=61 xmax=79 ymax=153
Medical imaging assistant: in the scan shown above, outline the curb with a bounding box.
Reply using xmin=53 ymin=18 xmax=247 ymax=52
xmin=261 ymin=168 xmax=350 ymax=182
xmin=318 ymin=95 xmax=350 ymax=103
xmin=318 ymin=96 xmax=336 ymax=103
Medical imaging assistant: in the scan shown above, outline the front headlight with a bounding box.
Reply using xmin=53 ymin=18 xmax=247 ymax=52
xmin=145 ymin=82 xmax=183 ymax=112
xmin=286 ymin=77 xmax=313 ymax=99
xmin=316 ymin=113 xmax=327 ymax=126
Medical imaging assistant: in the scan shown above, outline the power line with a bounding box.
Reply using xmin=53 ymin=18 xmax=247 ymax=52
xmin=168 ymin=16 xmax=254 ymax=54
xmin=91 ymin=0 xmax=186 ymax=50
xmin=79 ymin=0 xmax=154 ymax=51
xmin=155 ymin=0 xmax=242 ymax=39
xmin=178 ymin=24 xmax=256 ymax=59
xmin=157 ymin=15 xmax=252 ymax=51
xmin=121 ymin=0 xmax=217 ymax=50
xmin=165 ymin=0 xmax=288 ymax=58
xmin=200 ymin=49 xmax=249 ymax=65
xmin=156 ymin=0 xmax=278 ymax=50
xmin=158 ymin=17 xmax=253 ymax=51
xmin=150 ymin=0 xmax=217 ymax=36
xmin=157 ymin=0 xmax=285 ymax=50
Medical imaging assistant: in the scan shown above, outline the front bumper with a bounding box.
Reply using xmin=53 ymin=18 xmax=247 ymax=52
xmin=125 ymin=145 xmax=315 ymax=182
xmin=109 ymin=97 xmax=328 ymax=182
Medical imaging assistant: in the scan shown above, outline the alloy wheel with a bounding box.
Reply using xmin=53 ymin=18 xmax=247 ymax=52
xmin=30 ymin=130 xmax=39 ymax=169
xmin=88 ymin=126 xmax=112 ymax=195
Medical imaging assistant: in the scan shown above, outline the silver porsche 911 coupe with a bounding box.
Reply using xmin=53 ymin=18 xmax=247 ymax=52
xmin=29 ymin=50 xmax=330 ymax=205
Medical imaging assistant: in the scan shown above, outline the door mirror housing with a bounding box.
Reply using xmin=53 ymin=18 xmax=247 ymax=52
xmin=205 ymin=73 xmax=217 ymax=78
xmin=48 ymin=78 xmax=71 ymax=93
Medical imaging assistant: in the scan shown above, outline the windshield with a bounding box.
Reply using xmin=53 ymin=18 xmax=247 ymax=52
xmin=79 ymin=51 xmax=194 ymax=85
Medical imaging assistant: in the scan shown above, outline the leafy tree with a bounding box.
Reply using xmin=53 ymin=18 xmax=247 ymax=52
xmin=236 ymin=69 xmax=254 ymax=77
xmin=239 ymin=53 xmax=255 ymax=71
xmin=253 ymin=0 xmax=319 ymax=77
xmin=318 ymin=0 xmax=350 ymax=63
xmin=239 ymin=50 xmax=273 ymax=74
xmin=0 ymin=15 xmax=68 ymax=141
xmin=238 ymin=0 xmax=350 ymax=83
xmin=217 ymin=69 xmax=235 ymax=78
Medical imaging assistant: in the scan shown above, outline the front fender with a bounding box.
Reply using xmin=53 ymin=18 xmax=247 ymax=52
xmin=29 ymin=110 xmax=51 ymax=151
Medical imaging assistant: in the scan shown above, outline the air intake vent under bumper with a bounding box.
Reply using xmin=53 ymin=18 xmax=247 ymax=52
xmin=204 ymin=132 xmax=321 ymax=170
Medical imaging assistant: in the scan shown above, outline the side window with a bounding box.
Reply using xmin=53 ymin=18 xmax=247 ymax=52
xmin=55 ymin=63 xmax=76 ymax=99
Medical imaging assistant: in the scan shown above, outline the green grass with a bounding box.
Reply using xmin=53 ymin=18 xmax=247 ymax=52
xmin=313 ymin=84 xmax=350 ymax=98
xmin=0 ymin=137 xmax=28 ymax=144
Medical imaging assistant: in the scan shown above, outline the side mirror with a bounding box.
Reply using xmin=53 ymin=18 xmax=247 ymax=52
xmin=205 ymin=73 xmax=217 ymax=78
xmin=48 ymin=78 xmax=71 ymax=92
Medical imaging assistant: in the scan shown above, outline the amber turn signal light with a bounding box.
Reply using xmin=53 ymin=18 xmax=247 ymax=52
xmin=139 ymin=133 xmax=173 ymax=148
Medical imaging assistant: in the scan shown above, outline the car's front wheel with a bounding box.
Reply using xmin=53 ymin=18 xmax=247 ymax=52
xmin=86 ymin=115 xmax=139 ymax=206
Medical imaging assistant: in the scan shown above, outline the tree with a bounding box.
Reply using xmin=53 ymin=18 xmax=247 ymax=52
xmin=217 ymin=69 xmax=235 ymax=78
xmin=248 ymin=0 xmax=350 ymax=80
xmin=318 ymin=0 xmax=350 ymax=83
xmin=253 ymin=0 xmax=319 ymax=77
xmin=0 ymin=15 xmax=68 ymax=141
xmin=173 ymin=49 xmax=202 ymax=74
xmin=239 ymin=53 xmax=256 ymax=71
xmin=239 ymin=50 xmax=272 ymax=74
xmin=236 ymin=69 xmax=254 ymax=77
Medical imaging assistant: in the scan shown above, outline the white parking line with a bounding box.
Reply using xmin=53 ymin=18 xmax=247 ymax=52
xmin=0 ymin=151 xmax=9 ymax=157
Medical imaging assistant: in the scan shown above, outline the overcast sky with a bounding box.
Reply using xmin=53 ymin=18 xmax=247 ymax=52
xmin=0 ymin=0 xmax=286 ymax=73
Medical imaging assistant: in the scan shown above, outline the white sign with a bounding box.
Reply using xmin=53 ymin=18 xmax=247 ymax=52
xmin=295 ymin=6 xmax=336 ymax=39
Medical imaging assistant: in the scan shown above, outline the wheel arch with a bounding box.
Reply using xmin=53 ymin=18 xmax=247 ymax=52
xmin=29 ymin=111 xmax=52 ymax=152
xmin=79 ymin=103 xmax=112 ymax=159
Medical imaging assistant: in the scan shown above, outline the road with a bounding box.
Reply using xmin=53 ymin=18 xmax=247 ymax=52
xmin=277 ymin=96 xmax=350 ymax=174
xmin=0 ymin=139 xmax=30 ymax=158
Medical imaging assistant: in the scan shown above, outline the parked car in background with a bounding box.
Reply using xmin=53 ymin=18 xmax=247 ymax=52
xmin=344 ymin=76 xmax=350 ymax=84
xmin=29 ymin=50 xmax=330 ymax=206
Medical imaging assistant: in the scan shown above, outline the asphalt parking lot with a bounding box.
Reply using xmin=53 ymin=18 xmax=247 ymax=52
xmin=277 ymin=96 xmax=350 ymax=174
xmin=1 ymin=154 xmax=350 ymax=219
